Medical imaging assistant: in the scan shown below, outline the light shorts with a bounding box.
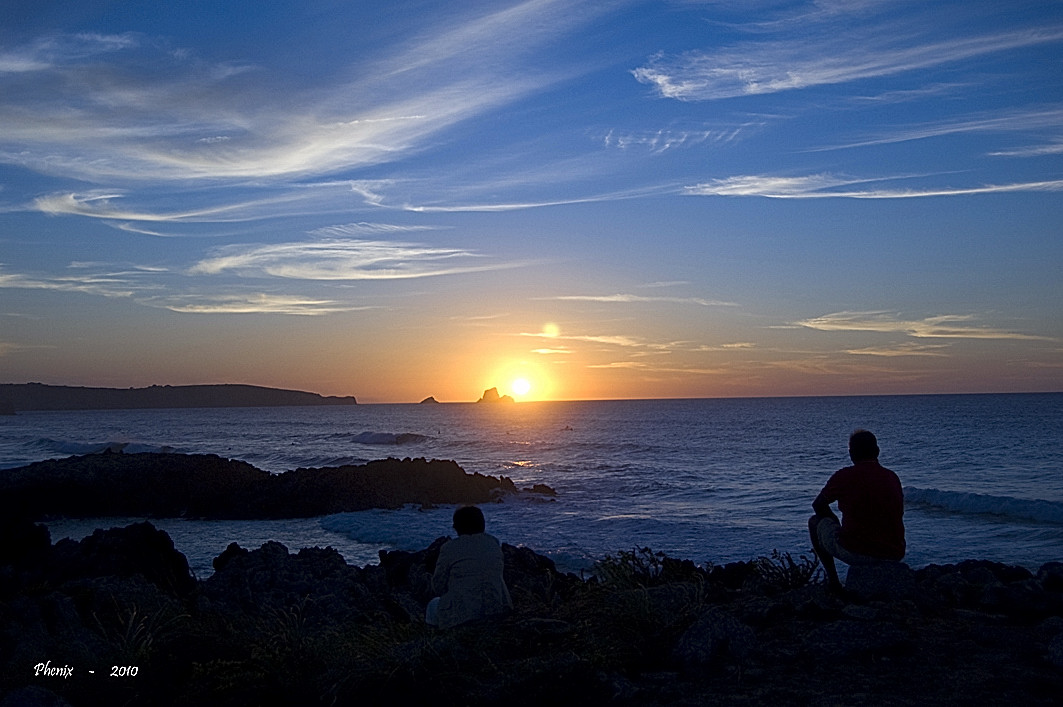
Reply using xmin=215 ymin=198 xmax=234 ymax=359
xmin=814 ymin=516 xmax=877 ymax=566
xmin=425 ymin=597 xmax=440 ymax=626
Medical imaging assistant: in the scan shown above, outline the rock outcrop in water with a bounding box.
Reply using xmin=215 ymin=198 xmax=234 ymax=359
xmin=0 ymin=452 xmax=540 ymax=520
xmin=477 ymin=387 xmax=514 ymax=404
xmin=1 ymin=518 xmax=1061 ymax=706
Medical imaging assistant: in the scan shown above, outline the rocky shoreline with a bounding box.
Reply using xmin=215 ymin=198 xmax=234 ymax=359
xmin=1 ymin=516 xmax=1061 ymax=706
xmin=1 ymin=453 xmax=1061 ymax=705
xmin=0 ymin=452 xmax=549 ymax=520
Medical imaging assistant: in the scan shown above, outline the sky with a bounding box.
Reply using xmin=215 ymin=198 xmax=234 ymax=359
xmin=1 ymin=0 xmax=1061 ymax=403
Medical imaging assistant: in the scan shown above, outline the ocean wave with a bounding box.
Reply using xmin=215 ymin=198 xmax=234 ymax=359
xmin=32 ymin=438 xmax=176 ymax=457
xmin=905 ymin=486 xmax=1063 ymax=525
xmin=351 ymin=431 xmax=430 ymax=445
xmin=322 ymin=508 xmax=449 ymax=549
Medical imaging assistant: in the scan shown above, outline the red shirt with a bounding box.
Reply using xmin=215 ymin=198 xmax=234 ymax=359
xmin=817 ymin=460 xmax=905 ymax=561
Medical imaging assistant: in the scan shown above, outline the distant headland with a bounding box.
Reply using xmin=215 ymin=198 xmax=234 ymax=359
xmin=0 ymin=383 xmax=356 ymax=412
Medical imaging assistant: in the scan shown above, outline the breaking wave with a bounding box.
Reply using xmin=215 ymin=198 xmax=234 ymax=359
xmin=32 ymin=438 xmax=177 ymax=457
xmin=905 ymin=486 xmax=1063 ymax=525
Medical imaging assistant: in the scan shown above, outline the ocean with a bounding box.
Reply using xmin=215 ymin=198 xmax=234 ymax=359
xmin=2 ymin=394 xmax=1061 ymax=579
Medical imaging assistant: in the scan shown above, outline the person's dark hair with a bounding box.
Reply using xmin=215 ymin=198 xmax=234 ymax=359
xmin=849 ymin=429 xmax=880 ymax=461
xmin=452 ymin=505 xmax=486 ymax=535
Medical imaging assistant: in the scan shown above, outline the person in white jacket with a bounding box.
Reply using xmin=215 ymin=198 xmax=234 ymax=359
xmin=425 ymin=506 xmax=513 ymax=629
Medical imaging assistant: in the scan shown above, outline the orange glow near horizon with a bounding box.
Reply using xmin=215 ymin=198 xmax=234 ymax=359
xmin=485 ymin=358 xmax=555 ymax=402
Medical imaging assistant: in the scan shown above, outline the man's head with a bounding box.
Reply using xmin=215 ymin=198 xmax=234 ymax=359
xmin=453 ymin=505 xmax=486 ymax=535
xmin=849 ymin=429 xmax=880 ymax=462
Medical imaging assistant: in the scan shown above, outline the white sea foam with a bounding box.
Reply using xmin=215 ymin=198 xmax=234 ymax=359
xmin=904 ymin=487 xmax=1063 ymax=525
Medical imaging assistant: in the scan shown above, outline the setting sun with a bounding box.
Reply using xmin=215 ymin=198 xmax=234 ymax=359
xmin=486 ymin=358 xmax=555 ymax=401
xmin=511 ymin=378 xmax=532 ymax=397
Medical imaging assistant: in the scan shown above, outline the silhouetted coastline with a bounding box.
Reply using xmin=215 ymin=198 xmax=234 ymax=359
xmin=0 ymin=383 xmax=356 ymax=412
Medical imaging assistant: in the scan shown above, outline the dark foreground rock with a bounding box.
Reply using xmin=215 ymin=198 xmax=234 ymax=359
xmin=1 ymin=518 xmax=1061 ymax=706
xmin=0 ymin=453 xmax=537 ymax=520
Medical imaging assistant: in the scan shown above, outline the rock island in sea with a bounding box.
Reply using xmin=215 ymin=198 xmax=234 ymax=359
xmin=1 ymin=452 xmax=1061 ymax=705
xmin=477 ymin=386 xmax=515 ymax=403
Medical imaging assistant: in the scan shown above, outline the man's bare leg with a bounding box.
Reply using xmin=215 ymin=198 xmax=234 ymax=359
xmin=808 ymin=515 xmax=845 ymax=593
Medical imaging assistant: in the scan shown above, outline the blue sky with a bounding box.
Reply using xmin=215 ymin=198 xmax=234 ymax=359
xmin=1 ymin=0 xmax=1061 ymax=402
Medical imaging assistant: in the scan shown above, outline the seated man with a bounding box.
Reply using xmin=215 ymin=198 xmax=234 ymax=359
xmin=426 ymin=505 xmax=513 ymax=629
xmin=809 ymin=429 xmax=905 ymax=594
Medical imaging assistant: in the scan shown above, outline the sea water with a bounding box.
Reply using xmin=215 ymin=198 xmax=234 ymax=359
xmin=1 ymin=394 xmax=1060 ymax=578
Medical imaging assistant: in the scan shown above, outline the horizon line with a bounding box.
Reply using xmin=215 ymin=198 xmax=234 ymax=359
xmin=4 ymin=381 xmax=1060 ymax=406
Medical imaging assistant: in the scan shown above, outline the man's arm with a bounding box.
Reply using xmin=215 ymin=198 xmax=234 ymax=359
xmin=432 ymin=541 xmax=452 ymax=595
xmin=812 ymin=490 xmax=839 ymax=522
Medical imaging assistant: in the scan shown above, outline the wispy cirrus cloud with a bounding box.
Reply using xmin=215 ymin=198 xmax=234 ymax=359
xmin=33 ymin=190 xmax=331 ymax=223
xmin=29 ymin=181 xmax=404 ymax=226
xmin=852 ymin=82 xmax=970 ymax=104
xmin=563 ymin=334 xmax=649 ymax=348
xmin=633 ymin=23 xmax=1063 ymax=101
xmin=796 ymin=311 xmax=1053 ymax=340
xmin=602 ymin=125 xmax=753 ymax=152
xmin=640 ymin=281 xmax=690 ymax=289
xmin=396 ymin=188 xmax=668 ymax=213
xmin=518 ymin=327 xmax=685 ymax=354
xmin=0 ymin=341 xmax=27 ymax=357
xmin=685 ymin=173 xmax=1063 ymax=198
xmin=519 ymin=322 xmax=759 ymax=360
xmin=988 ymin=140 xmax=1063 ymax=158
xmin=0 ymin=264 xmax=154 ymax=298
xmin=0 ymin=1 xmax=600 ymax=184
xmin=759 ymin=356 xmax=914 ymax=378
xmin=686 ymin=174 xmax=853 ymax=197
xmin=189 ymin=239 xmax=517 ymax=280
xmin=0 ymin=261 xmax=385 ymax=316
xmin=585 ymin=360 xmax=650 ymax=370
xmin=0 ymin=33 xmax=139 ymax=73
xmin=844 ymin=342 xmax=951 ymax=357
xmin=584 ymin=360 xmax=730 ymax=376
xmin=143 ymin=293 xmax=370 ymax=316
xmin=693 ymin=342 xmax=757 ymax=352
xmin=817 ymin=107 xmax=1063 ymax=152
xmin=519 ymin=329 xmax=645 ymax=349
xmin=308 ymin=222 xmax=444 ymax=237
xmin=542 ymin=293 xmax=738 ymax=306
